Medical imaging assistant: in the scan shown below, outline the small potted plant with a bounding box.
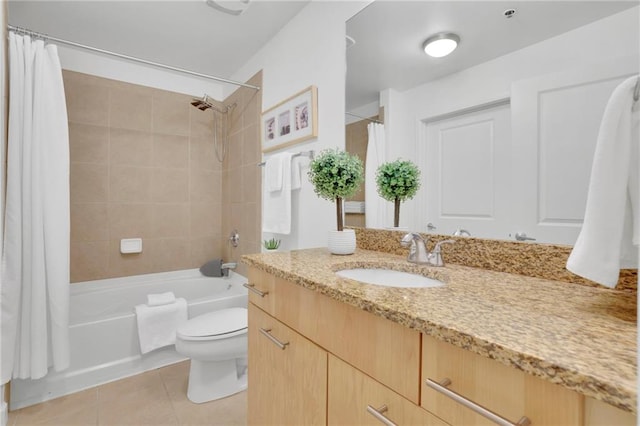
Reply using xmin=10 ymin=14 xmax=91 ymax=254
xmin=376 ymin=159 xmax=421 ymax=228
xmin=263 ymin=238 xmax=281 ymax=251
xmin=308 ymin=148 xmax=364 ymax=255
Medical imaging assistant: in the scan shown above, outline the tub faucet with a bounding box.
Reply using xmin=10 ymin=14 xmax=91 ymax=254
xmin=400 ymin=233 xmax=430 ymax=264
xmin=221 ymin=262 xmax=237 ymax=277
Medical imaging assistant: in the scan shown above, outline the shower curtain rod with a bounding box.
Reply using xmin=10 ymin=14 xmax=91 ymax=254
xmin=7 ymin=25 xmax=261 ymax=91
xmin=345 ymin=111 xmax=382 ymax=124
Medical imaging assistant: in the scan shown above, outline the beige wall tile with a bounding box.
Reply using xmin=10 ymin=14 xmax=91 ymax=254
xmin=152 ymin=92 xmax=190 ymax=136
xmin=190 ymin=203 xmax=221 ymax=238
xmin=70 ymin=163 xmax=108 ymax=203
xmin=242 ymin=90 xmax=260 ymax=128
xmin=190 ymin=169 xmax=221 ymax=204
xmin=227 ymin=131 xmax=242 ymax=169
xmin=108 ymin=203 xmax=153 ymax=240
xmin=152 ymin=134 xmax=189 ymax=169
xmin=151 ymin=203 xmax=190 ymax=238
xmin=190 ymin=136 xmax=221 ymax=171
xmin=109 ymin=166 xmax=152 ymax=202
xmin=242 ymin=202 xmax=259 ymax=244
xmin=64 ymin=76 xmax=109 ymax=126
xmin=69 ymin=123 xmax=108 ymax=164
xmin=109 ymin=87 xmax=152 ymax=132
xmin=71 ymin=241 xmax=109 ymax=282
xmin=108 ymin=240 xmax=152 ymax=278
xmin=228 ymin=167 xmax=243 ymax=204
xmin=71 ymin=202 xmax=108 ymax=242
xmin=109 ymin=128 xmax=152 ymax=166
xmin=241 ymin=164 xmax=258 ymax=204
xmin=242 ymin=123 xmax=260 ymax=166
xmin=151 ymin=169 xmax=189 ymax=203
xmin=190 ymin=236 xmax=223 ymax=267
xmin=190 ymin=108 xmax=214 ymax=138
xmin=146 ymin=238 xmax=191 ymax=272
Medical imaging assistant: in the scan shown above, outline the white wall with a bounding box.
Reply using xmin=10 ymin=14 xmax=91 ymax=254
xmin=58 ymin=46 xmax=226 ymax=98
xmin=232 ymin=1 xmax=370 ymax=250
xmin=381 ymin=6 xmax=640 ymax=231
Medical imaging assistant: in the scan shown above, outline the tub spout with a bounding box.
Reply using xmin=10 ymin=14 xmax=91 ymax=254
xmin=221 ymin=262 xmax=237 ymax=277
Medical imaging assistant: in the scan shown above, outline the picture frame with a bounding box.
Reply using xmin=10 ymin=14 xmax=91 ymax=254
xmin=261 ymin=86 xmax=318 ymax=153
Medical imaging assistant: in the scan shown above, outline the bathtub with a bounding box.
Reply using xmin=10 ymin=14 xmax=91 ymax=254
xmin=9 ymin=268 xmax=248 ymax=410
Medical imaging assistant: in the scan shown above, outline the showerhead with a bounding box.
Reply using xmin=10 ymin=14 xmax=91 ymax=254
xmin=191 ymin=94 xmax=214 ymax=111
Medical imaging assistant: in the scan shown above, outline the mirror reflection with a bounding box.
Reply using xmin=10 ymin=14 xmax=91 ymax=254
xmin=345 ymin=1 xmax=639 ymax=245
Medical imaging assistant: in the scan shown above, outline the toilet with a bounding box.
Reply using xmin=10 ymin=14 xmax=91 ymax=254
xmin=175 ymin=307 xmax=248 ymax=403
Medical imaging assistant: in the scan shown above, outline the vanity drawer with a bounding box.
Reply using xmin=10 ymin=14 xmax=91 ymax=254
xmin=275 ymin=277 xmax=422 ymax=403
xmin=328 ymin=355 xmax=448 ymax=426
xmin=421 ymin=334 xmax=582 ymax=426
xmin=246 ymin=267 xmax=277 ymax=315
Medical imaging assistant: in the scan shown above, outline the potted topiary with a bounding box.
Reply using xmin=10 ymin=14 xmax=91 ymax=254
xmin=376 ymin=159 xmax=421 ymax=228
xmin=308 ymin=148 xmax=364 ymax=255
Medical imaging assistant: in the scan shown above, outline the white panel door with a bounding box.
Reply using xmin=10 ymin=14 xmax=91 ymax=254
xmin=422 ymin=104 xmax=511 ymax=239
xmin=511 ymin=56 xmax=638 ymax=245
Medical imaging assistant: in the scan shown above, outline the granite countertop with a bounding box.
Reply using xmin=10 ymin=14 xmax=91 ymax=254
xmin=242 ymin=248 xmax=637 ymax=414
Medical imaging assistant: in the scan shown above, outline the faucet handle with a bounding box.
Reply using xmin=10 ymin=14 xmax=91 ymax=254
xmin=433 ymin=239 xmax=455 ymax=253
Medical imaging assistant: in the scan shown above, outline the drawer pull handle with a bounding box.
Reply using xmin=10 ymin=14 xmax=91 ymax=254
xmin=259 ymin=328 xmax=289 ymax=350
xmin=426 ymin=378 xmax=531 ymax=426
xmin=366 ymin=405 xmax=397 ymax=426
xmin=243 ymin=283 xmax=268 ymax=297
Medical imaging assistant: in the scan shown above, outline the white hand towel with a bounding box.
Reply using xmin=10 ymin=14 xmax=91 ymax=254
xmin=263 ymin=152 xmax=294 ymax=234
xmin=265 ymin=153 xmax=285 ymax=192
xmin=147 ymin=292 xmax=176 ymax=307
xmin=291 ymin=156 xmax=303 ymax=190
xmin=135 ymin=298 xmax=188 ymax=354
xmin=566 ymin=76 xmax=639 ymax=288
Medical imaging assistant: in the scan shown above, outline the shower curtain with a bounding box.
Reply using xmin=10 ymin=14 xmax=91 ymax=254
xmin=1 ymin=33 xmax=70 ymax=383
xmin=365 ymin=122 xmax=388 ymax=228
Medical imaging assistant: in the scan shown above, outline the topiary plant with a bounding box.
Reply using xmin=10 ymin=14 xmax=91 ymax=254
xmin=308 ymin=148 xmax=364 ymax=231
xmin=376 ymin=159 xmax=421 ymax=227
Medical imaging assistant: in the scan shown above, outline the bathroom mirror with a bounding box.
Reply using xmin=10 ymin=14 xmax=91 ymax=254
xmin=345 ymin=1 xmax=639 ymax=245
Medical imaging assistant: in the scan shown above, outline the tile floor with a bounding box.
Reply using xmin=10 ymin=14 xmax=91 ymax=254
xmin=7 ymin=361 xmax=247 ymax=426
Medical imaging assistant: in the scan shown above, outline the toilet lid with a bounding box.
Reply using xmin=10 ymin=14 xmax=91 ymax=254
xmin=177 ymin=307 xmax=247 ymax=338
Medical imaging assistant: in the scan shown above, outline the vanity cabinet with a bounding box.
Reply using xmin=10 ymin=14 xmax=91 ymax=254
xmin=247 ymin=303 xmax=327 ymax=425
xmin=247 ymin=266 xmax=636 ymax=425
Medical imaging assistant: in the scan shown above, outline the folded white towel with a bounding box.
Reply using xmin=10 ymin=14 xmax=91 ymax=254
xmin=147 ymin=292 xmax=176 ymax=307
xmin=567 ymin=76 xmax=639 ymax=288
xmin=134 ymin=298 xmax=188 ymax=354
xmin=265 ymin=153 xmax=286 ymax=192
xmin=263 ymin=152 xmax=294 ymax=234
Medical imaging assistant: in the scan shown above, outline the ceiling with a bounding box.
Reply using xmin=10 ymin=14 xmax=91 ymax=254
xmin=346 ymin=1 xmax=639 ymax=110
xmin=8 ymin=0 xmax=310 ymax=83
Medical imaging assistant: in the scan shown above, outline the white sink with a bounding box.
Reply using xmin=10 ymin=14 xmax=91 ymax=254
xmin=335 ymin=268 xmax=444 ymax=288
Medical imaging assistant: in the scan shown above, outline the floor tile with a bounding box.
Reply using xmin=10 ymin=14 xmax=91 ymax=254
xmin=12 ymin=389 xmax=97 ymax=426
xmin=97 ymin=383 xmax=177 ymax=426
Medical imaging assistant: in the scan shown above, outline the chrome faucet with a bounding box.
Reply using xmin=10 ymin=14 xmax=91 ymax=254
xmin=221 ymin=262 xmax=237 ymax=277
xmin=401 ymin=233 xmax=455 ymax=267
xmin=400 ymin=233 xmax=430 ymax=264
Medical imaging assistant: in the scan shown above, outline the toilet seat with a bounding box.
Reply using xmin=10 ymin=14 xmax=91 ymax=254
xmin=177 ymin=307 xmax=247 ymax=341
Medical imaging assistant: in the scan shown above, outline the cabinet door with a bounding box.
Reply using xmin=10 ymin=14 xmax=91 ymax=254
xmin=247 ymin=267 xmax=277 ymax=315
xmin=328 ymin=355 xmax=448 ymax=426
xmin=422 ymin=335 xmax=582 ymax=426
xmin=247 ymin=303 xmax=327 ymax=426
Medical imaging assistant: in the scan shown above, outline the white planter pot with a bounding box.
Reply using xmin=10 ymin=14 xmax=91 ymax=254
xmin=328 ymin=229 xmax=356 ymax=255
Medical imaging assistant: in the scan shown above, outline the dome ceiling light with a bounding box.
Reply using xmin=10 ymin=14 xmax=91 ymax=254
xmin=422 ymin=32 xmax=460 ymax=58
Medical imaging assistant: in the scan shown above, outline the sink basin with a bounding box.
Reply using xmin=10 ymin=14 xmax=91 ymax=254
xmin=335 ymin=268 xmax=444 ymax=288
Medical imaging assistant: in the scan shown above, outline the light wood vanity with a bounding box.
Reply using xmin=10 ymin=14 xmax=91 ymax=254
xmin=244 ymin=249 xmax=636 ymax=425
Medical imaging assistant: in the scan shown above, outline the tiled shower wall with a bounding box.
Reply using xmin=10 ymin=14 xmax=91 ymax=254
xmin=67 ymin=70 xmax=262 ymax=282
xmin=222 ymin=72 xmax=262 ymax=277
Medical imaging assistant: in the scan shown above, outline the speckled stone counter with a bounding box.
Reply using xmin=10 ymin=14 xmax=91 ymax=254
xmin=242 ymin=248 xmax=637 ymax=414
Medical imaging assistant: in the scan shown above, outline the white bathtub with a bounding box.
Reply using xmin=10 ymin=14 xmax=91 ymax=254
xmin=10 ymin=268 xmax=248 ymax=410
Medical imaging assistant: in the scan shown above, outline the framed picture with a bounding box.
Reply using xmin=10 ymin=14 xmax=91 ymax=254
xmin=261 ymin=86 xmax=318 ymax=153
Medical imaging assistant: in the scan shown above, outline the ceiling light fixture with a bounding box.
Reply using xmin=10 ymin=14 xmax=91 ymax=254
xmin=205 ymin=0 xmax=251 ymax=16
xmin=422 ymin=32 xmax=460 ymax=58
